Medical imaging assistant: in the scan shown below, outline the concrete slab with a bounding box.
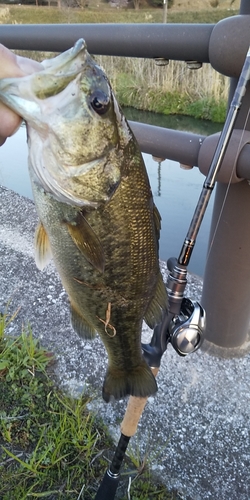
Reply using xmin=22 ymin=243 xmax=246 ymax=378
xmin=0 ymin=185 xmax=249 ymax=500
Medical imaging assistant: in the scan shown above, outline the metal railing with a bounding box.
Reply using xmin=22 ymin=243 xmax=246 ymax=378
xmin=0 ymin=0 xmax=250 ymax=351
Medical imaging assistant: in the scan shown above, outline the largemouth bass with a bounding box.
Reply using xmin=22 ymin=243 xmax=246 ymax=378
xmin=0 ymin=39 xmax=168 ymax=402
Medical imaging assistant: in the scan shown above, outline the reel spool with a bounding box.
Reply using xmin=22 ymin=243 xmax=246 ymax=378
xmin=169 ymin=298 xmax=205 ymax=356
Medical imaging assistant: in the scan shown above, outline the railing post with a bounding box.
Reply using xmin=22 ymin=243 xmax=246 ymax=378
xmin=201 ymin=0 xmax=250 ymax=352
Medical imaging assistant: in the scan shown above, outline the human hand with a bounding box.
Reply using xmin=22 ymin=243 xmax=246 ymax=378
xmin=0 ymin=44 xmax=42 ymax=145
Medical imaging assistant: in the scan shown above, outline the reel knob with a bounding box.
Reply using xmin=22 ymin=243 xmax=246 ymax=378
xmin=169 ymin=298 xmax=206 ymax=356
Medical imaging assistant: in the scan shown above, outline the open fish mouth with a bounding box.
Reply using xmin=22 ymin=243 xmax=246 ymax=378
xmin=0 ymin=39 xmax=89 ymax=205
xmin=40 ymin=38 xmax=87 ymax=74
xmin=0 ymin=39 xmax=122 ymax=207
xmin=0 ymin=38 xmax=88 ymax=108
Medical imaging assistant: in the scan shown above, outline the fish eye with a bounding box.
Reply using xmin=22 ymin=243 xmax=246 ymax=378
xmin=90 ymin=90 xmax=111 ymax=115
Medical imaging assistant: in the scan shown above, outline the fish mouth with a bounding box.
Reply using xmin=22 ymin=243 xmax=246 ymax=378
xmin=0 ymin=39 xmax=121 ymax=207
xmin=41 ymin=39 xmax=87 ymax=73
xmin=0 ymin=38 xmax=88 ymax=116
xmin=0 ymin=39 xmax=101 ymax=207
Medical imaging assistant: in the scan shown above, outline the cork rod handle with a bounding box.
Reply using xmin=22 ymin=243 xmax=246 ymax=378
xmin=120 ymin=367 xmax=159 ymax=437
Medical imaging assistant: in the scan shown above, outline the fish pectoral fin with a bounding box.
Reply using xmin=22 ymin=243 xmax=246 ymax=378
xmin=65 ymin=213 xmax=105 ymax=273
xmin=34 ymin=221 xmax=53 ymax=270
xmin=102 ymin=360 xmax=157 ymax=403
xmin=70 ymin=303 xmax=96 ymax=339
xmin=144 ymin=274 xmax=168 ymax=329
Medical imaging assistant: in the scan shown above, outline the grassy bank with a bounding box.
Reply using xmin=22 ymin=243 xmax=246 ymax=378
xmin=96 ymin=56 xmax=229 ymax=122
xmin=0 ymin=3 xmax=240 ymax=26
xmin=0 ymin=4 xmax=234 ymax=121
xmin=0 ymin=311 xmax=175 ymax=499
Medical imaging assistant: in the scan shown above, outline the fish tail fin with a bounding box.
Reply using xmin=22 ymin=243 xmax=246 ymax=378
xmin=102 ymin=361 xmax=157 ymax=403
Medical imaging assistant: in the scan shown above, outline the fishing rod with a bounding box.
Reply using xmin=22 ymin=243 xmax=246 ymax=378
xmin=94 ymin=45 xmax=250 ymax=500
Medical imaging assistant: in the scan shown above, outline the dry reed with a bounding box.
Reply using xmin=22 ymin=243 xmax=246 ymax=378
xmin=12 ymin=49 xmax=229 ymax=120
xmin=96 ymin=55 xmax=229 ymax=103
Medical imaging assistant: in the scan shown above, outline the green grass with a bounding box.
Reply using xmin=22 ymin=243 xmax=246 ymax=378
xmin=0 ymin=310 xmax=176 ymax=499
xmin=1 ymin=3 xmax=239 ymax=26
xmin=115 ymin=73 xmax=227 ymax=123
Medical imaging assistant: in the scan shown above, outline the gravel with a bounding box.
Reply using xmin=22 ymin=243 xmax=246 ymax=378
xmin=1 ymin=185 xmax=250 ymax=500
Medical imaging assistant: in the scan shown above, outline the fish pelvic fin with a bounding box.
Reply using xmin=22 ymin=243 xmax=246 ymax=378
xmin=70 ymin=303 xmax=96 ymax=339
xmin=102 ymin=360 xmax=157 ymax=403
xmin=65 ymin=212 xmax=105 ymax=273
xmin=34 ymin=221 xmax=53 ymax=270
xmin=144 ymin=274 xmax=168 ymax=330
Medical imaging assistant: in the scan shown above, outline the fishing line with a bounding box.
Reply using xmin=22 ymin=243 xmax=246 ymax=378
xmin=205 ymin=104 xmax=250 ymax=266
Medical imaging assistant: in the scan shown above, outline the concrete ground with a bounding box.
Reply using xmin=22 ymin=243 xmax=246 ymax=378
xmin=1 ymin=185 xmax=250 ymax=500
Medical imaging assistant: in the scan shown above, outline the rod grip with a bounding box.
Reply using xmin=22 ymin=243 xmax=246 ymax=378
xmin=120 ymin=367 xmax=159 ymax=437
xmin=94 ymin=470 xmax=120 ymax=500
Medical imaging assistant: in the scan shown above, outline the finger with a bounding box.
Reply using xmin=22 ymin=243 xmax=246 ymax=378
xmin=0 ymin=102 xmax=22 ymax=137
xmin=16 ymin=53 xmax=42 ymax=75
xmin=0 ymin=45 xmax=42 ymax=141
xmin=0 ymin=44 xmax=23 ymax=78
xmin=0 ymin=44 xmax=42 ymax=79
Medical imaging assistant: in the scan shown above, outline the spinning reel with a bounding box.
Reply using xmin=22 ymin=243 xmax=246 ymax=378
xmin=142 ymin=257 xmax=206 ymax=366
xmin=166 ymin=256 xmax=206 ymax=356
xmin=168 ymin=297 xmax=205 ymax=356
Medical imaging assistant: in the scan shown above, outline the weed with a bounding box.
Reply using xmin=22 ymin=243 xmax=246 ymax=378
xmin=187 ymin=97 xmax=227 ymax=122
xmin=0 ymin=311 xmax=105 ymax=499
xmin=4 ymin=4 xmax=239 ymax=26
xmin=0 ymin=311 xmax=174 ymax=499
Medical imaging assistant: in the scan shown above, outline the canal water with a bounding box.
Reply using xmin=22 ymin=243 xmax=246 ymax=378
xmin=0 ymin=109 xmax=222 ymax=277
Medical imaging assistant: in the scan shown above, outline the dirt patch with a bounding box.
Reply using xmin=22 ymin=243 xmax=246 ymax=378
xmin=171 ymin=0 xmax=240 ymax=11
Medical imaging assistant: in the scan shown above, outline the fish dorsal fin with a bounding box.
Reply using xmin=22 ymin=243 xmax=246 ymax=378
xmin=65 ymin=212 xmax=105 ymax=273
xmin=144 ymin=274 xmax=168 ymax=330
xmin=70 ymin=302 xmax=96 ymax=340
xmin=34 ymin=221 xmax=53 ymax=270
